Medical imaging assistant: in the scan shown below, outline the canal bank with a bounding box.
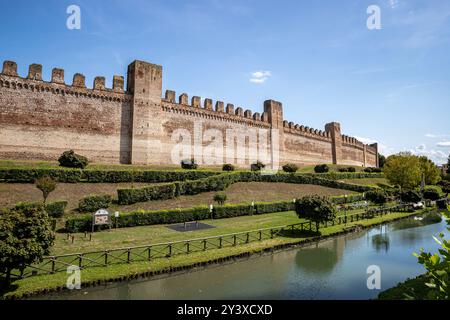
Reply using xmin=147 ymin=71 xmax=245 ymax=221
xmin=1 ymin=209 xmax=436 ymax=299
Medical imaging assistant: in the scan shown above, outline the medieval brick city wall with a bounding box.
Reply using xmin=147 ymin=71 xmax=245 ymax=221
xmin=0 ymin=59 xmax=378 ymax=168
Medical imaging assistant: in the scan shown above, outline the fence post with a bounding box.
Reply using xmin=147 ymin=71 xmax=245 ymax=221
xmin=259 ymin=231 xmax=262 ymax=241
xmin=104 ymin=251 xmax=108 ymax=266
xmin=148 ymin=247 xmax=151 ymax=261
xmin=78 ymin=254 xmax=83 ymax=268
xmin=246 ymin=233 xmax=249 ymax=243
xmin=233 ymin=235 xmax=237 ymax=246
xmin=270 ymin=229 xmax=274 ymax=239
xmin=51 ymin=257 xmax=56 ymax=274
xmin=186 ymin=242 xmax=190 ymax=254
xmin=219 ymin=237 xmax=223 ymax=248
xmin=168 ymin=244 xmax=172 ymax=257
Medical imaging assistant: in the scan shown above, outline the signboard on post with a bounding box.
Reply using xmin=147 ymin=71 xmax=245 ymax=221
xmin=92 ymin=209 xmax=111 ymax=232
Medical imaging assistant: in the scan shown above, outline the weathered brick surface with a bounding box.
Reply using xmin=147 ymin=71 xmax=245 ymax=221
xmin=0 ymin=59 xmax=378 ymax=168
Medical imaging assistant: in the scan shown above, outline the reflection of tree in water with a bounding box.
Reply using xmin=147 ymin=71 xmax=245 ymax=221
xmin=295 ymin=239 xmax=342 ymax=275
xmin=371 ymin=233 xmax=390 ymax=253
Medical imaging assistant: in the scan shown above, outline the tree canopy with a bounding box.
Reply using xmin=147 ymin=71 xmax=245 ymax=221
xmin=0 ymin=203 xmax=55 ymax=285
xmin=294 ymin=196 xmax=336 ymax=231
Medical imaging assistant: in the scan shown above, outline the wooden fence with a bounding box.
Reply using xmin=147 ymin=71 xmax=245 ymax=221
xmin=5 ymin=203 xmax=414 ymax=279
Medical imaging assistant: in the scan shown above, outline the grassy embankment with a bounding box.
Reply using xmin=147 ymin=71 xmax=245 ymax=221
xmin=2 ymin=208 xmax=423 ymax=299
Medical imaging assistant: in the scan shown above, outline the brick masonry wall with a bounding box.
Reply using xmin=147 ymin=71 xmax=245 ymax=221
xmin=0 ymin=59 xmax=378 ymax=168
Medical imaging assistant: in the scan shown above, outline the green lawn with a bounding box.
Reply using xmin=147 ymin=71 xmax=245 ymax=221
xmin=2 ymin=210 xmax=423 ymax=299
xmin=53 ymin=205 xmax=376 ymax=255
xmin=338 ymin=177 xmax=390 ymax=187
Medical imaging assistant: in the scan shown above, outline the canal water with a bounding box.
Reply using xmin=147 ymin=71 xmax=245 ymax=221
xmin=39 ymin=213 xmax=448 ymax=300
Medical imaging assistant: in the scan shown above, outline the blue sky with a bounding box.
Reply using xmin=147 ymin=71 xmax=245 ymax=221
xmin=1 ymin=0 xmax=450 ymax=164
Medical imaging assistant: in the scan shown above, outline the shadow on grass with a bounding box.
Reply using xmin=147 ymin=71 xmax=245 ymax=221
xmin=0 ymin=279 xmax=19 ymax=299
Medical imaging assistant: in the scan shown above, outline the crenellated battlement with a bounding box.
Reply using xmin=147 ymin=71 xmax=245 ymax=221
xmin=161 ymin=89 xmax=271 ymax=126
xmin=0 ymin=58 xmax=379 ymax=168
xmin=1 ymin=60 xmax=127 ymax=95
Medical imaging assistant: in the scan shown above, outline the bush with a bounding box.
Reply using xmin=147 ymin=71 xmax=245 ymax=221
xmin=314 ymin=164 xmax=329 ymax=173
xmin=364 ymin=167 xmax=382 ymax=173
xmin=181 ymin=158 xmax=198 ymax=170
xmin=213 ymin=193 xmax=227 ymax=205
xmin=58 ymin=150 xmax=88 ymax=169
xmin=365 ymin=190 xmax=387 ymax=205
xmin=437 ymin=180 xmax=450 ymax=194
xmin=222 ymin=164 xmax=235 ymax=172
xmin=45 ymin=201 xmax=68 ymax=218
xmin=251 ymin=161 xmax=265 ymax=172
xmin=422 ymin=189 xmax=441 ymax=201
xmin=78 ymin=195 xmax=112 ymax=212
xmin=35 ymin=176 xmax=57 ymax=204
xmin=400 ymin=190 xmax=422 ymax=203
xmin=282 ymin=164 xmax=298 ymax=173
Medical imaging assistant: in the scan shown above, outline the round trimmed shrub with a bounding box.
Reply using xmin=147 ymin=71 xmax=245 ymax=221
xmin=251 ymin=161 xmax=265 ymax=172
xmin=422 ymin=189 xmax=440 ymax=201
xmin=222 ymin=164 xmax=235 ymax=172
xmin=365 ymin=190 xmax=387 ymax=205
xmin=282 ymin=163 xmax=298 ymax=173
xmin=58 ymin=150 xmax=88 ymax=169
xmin=181 ymin=158 xmax=198 ymax=170
xmin=213 ymin=193 xmax=227 ymax=205
xmin=314 ymin=164 xmax=329 ymax=173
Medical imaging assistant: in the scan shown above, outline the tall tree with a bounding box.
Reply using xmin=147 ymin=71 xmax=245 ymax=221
xmin=0 ymin=203 xmax=55 ymax=285
xmin=295 ymin=196 xmax=336 ymax=231
xmin=378 ymin=153 xmax=386 ymax=168
xmin=418 ymin=156 xmax=441 ymax=185
xmin=384 ymin=152 xmax=422 ymax=189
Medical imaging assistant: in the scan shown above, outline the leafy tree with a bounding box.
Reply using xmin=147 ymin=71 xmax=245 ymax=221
xmin=447 ymin=153 xmax=450 ymax=174
xmin=413 ymin=210 xmax=450 ymax=299
xmin=400 ymin=190 xmax=422 ymax=203
xmin=314 ymin=164 xmax=329 ymax=173
xmin=365 ymin=190 xmax=387 ymax=205
xmin=295 ymin=196 xmax=336 ymax=231
xmin=0 ymin=203 xmax=55 ymax=285
xmin=282 ymin=163 xmax=298 ymax=173
xmin=213 ymin=193 xmax=227 ymax=205
xmin=419 ymin=156 xmax=441 ymax=185
xmin=378 ymin=153 xmax=386 ymax=168
xmin=58 ymin=150 xmax=88 ymax=169
xmin=35 ymin=176 xmax=56 ymax=205
xmin=384 ymin=152 xmax=421 ymax=189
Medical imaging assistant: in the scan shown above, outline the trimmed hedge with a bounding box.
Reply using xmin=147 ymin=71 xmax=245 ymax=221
xmin=78 ymin=195 xmax=112 ymax=212
xmin=117 ymin=172 xmax=375 ymax=205
xmin=0 ymin=167 xmax=219 ymax=183
xmin=65 ymin=195 xmax=368 ymax=232
xmin=45 ymin=201 xmax=68 ymax=218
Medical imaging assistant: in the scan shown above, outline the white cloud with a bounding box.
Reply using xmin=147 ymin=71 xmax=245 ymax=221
xmin=353 ymin=136 xmax=377 ymax=145
xmin=249 ymin=70 xmax=271 ymax=84
xmin=437 ymin=141 xmax=450 ymax=147
xmin=409 ymin=144 xmax=448 ymax=164
xmin=426 ymin=133 xmax=450 ymax=138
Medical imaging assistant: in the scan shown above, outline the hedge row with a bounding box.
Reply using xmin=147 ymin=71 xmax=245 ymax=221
xmin=6 ymin=200 xmax=68 ymax=218
xmin=0 ymin=167 xmax=382 ymax=183
xmin=117 ymin=172 xmax=374 ymax=205
xmin=0 ymin=168 xmax=219 ymax=183
xmin=78 ymin=195 xmax=112 ymax=213
xmin=65 ymin=195 xmax=369 ymax=232
xmin=300 ymin=172 xmax=383 ymax=180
